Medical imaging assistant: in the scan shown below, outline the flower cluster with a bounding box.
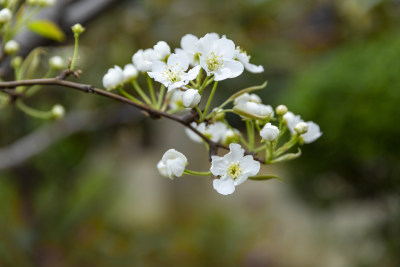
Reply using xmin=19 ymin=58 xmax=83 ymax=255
xmin=101 ymin=33 xmax=322 ymax=195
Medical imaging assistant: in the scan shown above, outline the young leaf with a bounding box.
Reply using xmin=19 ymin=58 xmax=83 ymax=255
xmin=28 ymin=20 xmax=66 ymax=42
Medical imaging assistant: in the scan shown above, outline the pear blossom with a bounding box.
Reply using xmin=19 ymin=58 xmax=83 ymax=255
xmin=211 ymin=143 xmax=260 ymax=195
xmin=132 ymin=41 xmax=171 ymax=72
xmin=157 ymin=149 xmax=187 ymax=179
xmin=260 ymin=123 xmax=279 ymax=141
xmin=122 ymin=64 xmax=138 ymax=82
xmin=148 ymin=53 xmax=201 ymax=91
xmin=185 ymin=121 xmax=228 ymax=143
xmin=0 ymin=8 xmax=12 ymax=23
xmin=301 ymin=121 xmax=322 ymax=143
xmin=235 ymin=47 xmax=264 ymax=73
xmin=182 ymin=89 xmax=201 ymax=108
xmin=102 ymin=66 xmax=123 ymax=91
xmin=197 ymin=33 xmax=244 ymax=81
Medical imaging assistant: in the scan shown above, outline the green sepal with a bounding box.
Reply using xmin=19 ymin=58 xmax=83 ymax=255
xmin=271 ymin=148 xmax=302 ymax=163
xmin=248 ymin=174 xmax=285 ymax=183
xmin=228 ymin=81 xmax=268 ymax=102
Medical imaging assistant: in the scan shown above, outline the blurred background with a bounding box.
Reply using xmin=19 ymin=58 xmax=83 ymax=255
xmin=0 ymin=0 xmax=400 ymax=266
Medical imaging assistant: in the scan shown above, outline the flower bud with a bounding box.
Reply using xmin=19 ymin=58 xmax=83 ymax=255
xmin=72 ymin=23 xmax=85 ymax=35
xmin=182 ymin=89 xmax=201 ymax=108
xmin=51 ymin=104 xmax=65 ymax=119
xmin=222 ymin=129 xmax=240 ymax=146
xmin=294 ymin=122 xmax=308 ymax=134
xmin=102 ymin=66 xmax=123 ymax=91
xmin=153 ymin=41 xmax=171 ymax=60
xmin=4 ymin=40 xmax=19 ymax=54
xmin=0 ymin=8 xmax=12 ymax=23
xmin=122 ymin=64 xmax=138 ymax=82
xmin=213 ymin=108 xmax=225 ymax=121
xmin=49 ymin=56 xmax=65 ymax=70
xmin=260 ymin=122 xmax=279 ymax=141
xmin=11 ymin=56 xmax=22 ymax=68
xmin=276 ymin=104 xmax=288 ymax=116
xmin=158 ymin=149 xmax=188 ymax=179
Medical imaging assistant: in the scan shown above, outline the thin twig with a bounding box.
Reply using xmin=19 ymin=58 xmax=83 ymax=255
xmin=0 ymin=77 xmax=265 ymax=163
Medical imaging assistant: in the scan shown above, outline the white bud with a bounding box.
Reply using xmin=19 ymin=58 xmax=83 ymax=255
xmin=301 ymin=121 xmax=322 ymax=144
xmin=51 ymin=104 xmax=65 ymax=119
xmin=4 ymin=40 xmax=19 ymax=54
xmin=72 ymin=23 xmax=85 ymax=35
xmin=276 ymin=105 xmax=288 ymax=116
xmin=182 ymin=89 xmax=201 ymax=108
xmin=122 ymin=64 xmax=138 ymax=82
xmin=0 ymin=8 xmax=12 ymax=23
xmin=158 ymin=149 xmax=188 ymax=179
xmin=102 ymin=66 xmax=124 ymax=91
xmin=49 ymin=56 xmax=65 ymax=70
xmin=260 ymin=122 xmax=279 ymax=141
xmin=294 ymin=122 xmax=308 ymax=135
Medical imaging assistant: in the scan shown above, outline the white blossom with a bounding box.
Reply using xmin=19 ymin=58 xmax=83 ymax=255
xmin=153 ymin=41 xmax=171 ymax=60
xmin=182 ymin=89 xmax=201 ymax=108
xmin=102 ymin=66 xmax=124 ymax=91
xmin=185 ymin=122 xmax=228 ymax=143
xmin=157 ymin=149 xmax=187 ymax=179
xmin=301 ymin=121 xmax=322 ymax=143
xmin=175 ymin=34 xmax=199 ymax=66
xmin=211 ymin=143 xmax=260 ymax=195
xmin=148 ymin=53 xmax=201 ymax=91
xmin=260 ymin=123 xmax=279 ymax=141
xmin=197 ymin=33 xmax=244 ymax=81
xmin=122 ymin=64 xmax=138 ymax=82
xmin=0 ymin=8 xmax=12 ymax=23
xmin=235 ymin=47 xmax=264 ymax=73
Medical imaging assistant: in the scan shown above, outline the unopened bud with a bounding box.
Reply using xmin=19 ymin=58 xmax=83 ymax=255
xmin=49 ymin=56 xmax=65 ymax=70
xmin=0 ymin=8 xmax=12 ymax=23
xmin=72 ymin=23 xmax=85 ymax=35
xmin=4 ymin=40 xmax=19 ymax=54
xmin=276 ymin=105 xmax=288 ymax=116
xmin=51 ymin=104 xmax=65 ymax=119
xmin=294 ymin=122 xmax=308 ymax=134
xmin=11 ymin=56 xmax=22 ymax=68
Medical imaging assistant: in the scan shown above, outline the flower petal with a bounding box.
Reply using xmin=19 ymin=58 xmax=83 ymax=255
xmin=167 ymin=53 xmax=189 ymax=71
xmin=210 ymin=155 xmax=228 ymax=176
xmin=215 ymin=38 xmax=236 ymax=59
xmin=222 ymin=59 xmax=244 ymax=79
xmin=225 ymin=143 xmax=245 ymax=162
xmin=213 ymin=178 xmax=235 ymax=195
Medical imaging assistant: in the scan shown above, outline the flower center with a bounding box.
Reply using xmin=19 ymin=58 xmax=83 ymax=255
xmin=162 ymin=65 xmax=184 ymax=83
xmin=206 ymin=52 xmax=223 ymax=71
xmin=227 ymin=163 xmax=242 ymax=179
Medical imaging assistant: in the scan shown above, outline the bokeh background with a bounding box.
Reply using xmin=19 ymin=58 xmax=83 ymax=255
xmin=1 ymin=0 xmax=399 ymax=266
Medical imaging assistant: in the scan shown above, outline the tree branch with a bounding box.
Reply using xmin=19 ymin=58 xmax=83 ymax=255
xmin=0 ymin=77 xmax=265 ymax=163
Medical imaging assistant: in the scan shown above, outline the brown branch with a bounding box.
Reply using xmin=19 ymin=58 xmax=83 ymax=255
xmin=0 ymin=77 xmax=265 ymax=163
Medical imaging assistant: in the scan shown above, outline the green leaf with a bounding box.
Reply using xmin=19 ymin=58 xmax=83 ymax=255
xmin=28 ymin=20 xmax=66 ymax=42
xmin=248 ymin=174 xmax=285 ymax=182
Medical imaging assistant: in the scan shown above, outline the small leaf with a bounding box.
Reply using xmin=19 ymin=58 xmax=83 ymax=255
xmin=228 ymin=81 xmax=268 ymax=101
xmin=28 ymin=20 xmax=66 ymax=42
xmin=248 ymin=174 xmax=285 ymax=182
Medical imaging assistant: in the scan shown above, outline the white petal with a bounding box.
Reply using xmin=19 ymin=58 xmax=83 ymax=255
xmin=182 ymin=89 xmax=201 ymax=108
xmin=157 ymin=160 xmax=168 ymax=178
xmin=210 ymin=155 xmax=228 ymax=176
xmin=245 ymin=62 xmax=264 ymax=73
xmin=181 ymin=34 xmax=198 ymax=51
xmin=222 ymin=60 xmax=244 ymax=79
xmin=151 ymin=61 xmax=166 ymax=73
xmin=215 ymin=38 xmax=236 ymax=59
xmin=185 ymin=122 xmax=203 ymax=143
xmin=225 ymin=143 xmax=245 ymax=162
xmin=213 ymin=178 xmax=235 ymax=195
xmin=302 ymin=121 xmax=322 ymax=143
xmin=240 ymin=155 xmax=260 ymax=177
xmin=167 ymin=53 xmax=189 ymax=71
xmin=182 ymin=65 xmax=201 ymax=81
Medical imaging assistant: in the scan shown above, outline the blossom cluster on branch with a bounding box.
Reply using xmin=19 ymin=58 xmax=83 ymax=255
xmin=102 ymin=33 xmax=322 ymax=195
xmin=0 ymin=1 xmax=321 ymax=196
